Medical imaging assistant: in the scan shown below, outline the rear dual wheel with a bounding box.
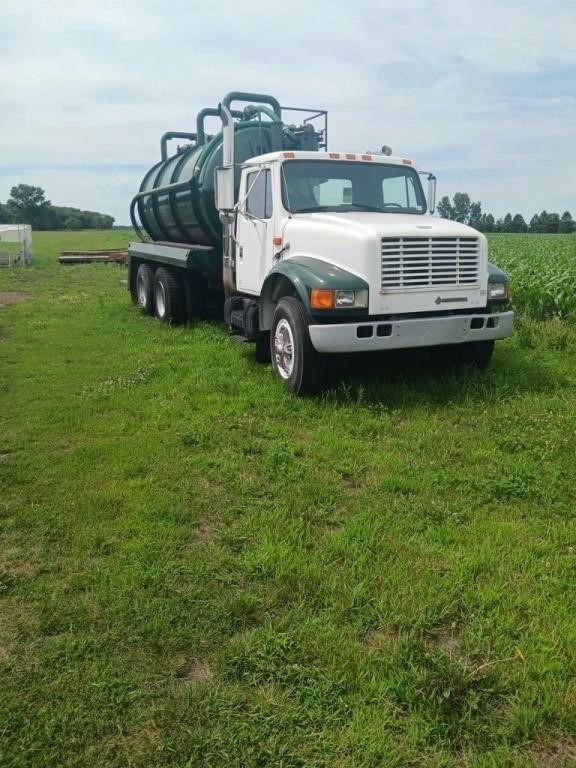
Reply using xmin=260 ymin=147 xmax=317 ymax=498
xmin=154 ymin=267 xmax=185 ymax=325
xmin=135 ymin=264 xmax=155 ymax=315
xmin=135 ymin=264 xmax=185 ymax=324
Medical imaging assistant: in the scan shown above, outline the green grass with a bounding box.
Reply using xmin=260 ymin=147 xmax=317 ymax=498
xmin=0 ymin=231 xmax=575 ymax=767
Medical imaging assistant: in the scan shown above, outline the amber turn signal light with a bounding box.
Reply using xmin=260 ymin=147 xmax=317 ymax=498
xmin=310 ymin=289 xmax=335 ymax=309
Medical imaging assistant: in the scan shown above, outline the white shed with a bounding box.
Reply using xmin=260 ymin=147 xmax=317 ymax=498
xmin=0 ymin=224 xmax=32 ymax=265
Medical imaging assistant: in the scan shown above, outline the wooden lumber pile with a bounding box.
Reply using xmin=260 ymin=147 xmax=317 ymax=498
xmin=59 ymin=249 xmax=128 ymax=265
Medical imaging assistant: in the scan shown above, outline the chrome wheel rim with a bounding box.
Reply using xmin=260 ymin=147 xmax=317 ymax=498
xmin=137 ymin=274 xmax=147 ymax=307
xmin=273 ymin=319 xmax=295 ymax=380
xmin=155 ymin=281 xmax=166 ymax=317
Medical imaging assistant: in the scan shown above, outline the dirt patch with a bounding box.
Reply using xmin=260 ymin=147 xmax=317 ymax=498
xmin=362 ymin=628 xmax=399 ymax=651
xmin=176 ymin=658 xmax=213 ymax=685
xmin=0 ymin=545 xmax=42 ymax=579
xmin=527 ymin=737 xmax=576 ymax=766
xmin=194 ymin=519 xmax=214 ymax=543
xmin=0 ymin=292 xmax=32 ymax=307
xmin=426 ymin=627 xmax=464 ymax=659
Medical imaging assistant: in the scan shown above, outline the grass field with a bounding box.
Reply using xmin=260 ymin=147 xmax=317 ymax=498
xmin=1 ymin=231 xmax=575 ymax=767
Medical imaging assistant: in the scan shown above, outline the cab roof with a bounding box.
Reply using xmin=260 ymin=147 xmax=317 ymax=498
xmin=242 ymin=150 xmax=416 ymax=168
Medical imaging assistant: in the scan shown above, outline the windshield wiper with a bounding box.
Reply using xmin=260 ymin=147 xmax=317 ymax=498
xmin=346 ymin=203 xmax=386 ymax=212
xmin=293 ymin=206 xmax=334 ymax=213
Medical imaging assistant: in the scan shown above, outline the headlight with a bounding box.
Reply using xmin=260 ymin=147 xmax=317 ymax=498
xmin=310 ymin=288 xmax=368 ymax=310
xmin=335 ymin=289 xmax=368 ymax=308
xmin=488 ymin=282 xmax=509 ymax=301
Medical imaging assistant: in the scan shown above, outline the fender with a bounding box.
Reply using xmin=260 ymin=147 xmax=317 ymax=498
xmin=488 ymin=261 xmax=508 ymax=284
xmin=259 ymin=256 xmax=369 ymax=330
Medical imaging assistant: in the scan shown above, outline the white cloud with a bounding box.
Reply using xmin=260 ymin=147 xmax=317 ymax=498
xmin=1 ymin=0 xmax=575 ymax=222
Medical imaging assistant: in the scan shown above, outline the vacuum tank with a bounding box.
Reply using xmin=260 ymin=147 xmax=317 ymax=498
xmin=131 ymin=92 xmax=323 ymax=248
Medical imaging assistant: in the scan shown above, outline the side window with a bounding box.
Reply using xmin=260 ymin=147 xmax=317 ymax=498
xmin=246 ymin=170 xmax=272 ymax=218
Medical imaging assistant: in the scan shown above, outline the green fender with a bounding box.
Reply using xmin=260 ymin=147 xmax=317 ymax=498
xmin=259 ymin=256 xmax=369 ymax=330
xmin=487 ymin=261 xmax=511 ymax=309
xmin=488 ymin=261 xmax=509 ymax=284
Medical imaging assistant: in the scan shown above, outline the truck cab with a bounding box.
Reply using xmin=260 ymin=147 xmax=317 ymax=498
xmin=220 ymin=149 xmax=513 ymax=394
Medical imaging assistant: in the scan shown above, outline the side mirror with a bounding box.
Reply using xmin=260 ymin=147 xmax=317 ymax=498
xmin=214 ymin=166 xmax=235 ymax=212
xmin=427 ymin=173 xmax=436 ymax=214
xmin=427 ymin=175 xmax=436 ymax=214
xmin=419 ymin=171 xmax=436 ymax=213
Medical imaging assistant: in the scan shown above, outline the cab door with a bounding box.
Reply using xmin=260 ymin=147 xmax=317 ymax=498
xmin=235 ymin=167 xmax=274 ymax=295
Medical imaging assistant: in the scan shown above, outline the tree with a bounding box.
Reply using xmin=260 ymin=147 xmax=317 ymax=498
xmin=511 ymin=214 xmax=528 ymax=233
xmin=546 ymin=213 xmax=560 ymax=233
xmin=559 ymin=211 xmax=575 ymax=234
xmin=437 ymin=196 xmax=454 ymax=219
xmin=64 ymin=216 xmax=82 ymax=230
xmin=0 ymin=202 xmax=14 ymax=223
xmin=437 ymin=192 xmax=482 ymax=228
xmin=477 ymin=213 xmax=495 ymax=232
xmin=529 ymin=213 xmax=542 ymax=233
xmin=7 ymin=184 xmax=51 ymax=228
xmin=452 ymin=192 xmax=471 ymax=223
xmin=468 ymin=201 xmax=482 ymax=229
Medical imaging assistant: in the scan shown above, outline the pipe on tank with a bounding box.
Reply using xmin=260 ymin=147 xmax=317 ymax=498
xmin=196 ymin=108 xmax=243 ymax=146
xmin=242 ymin=105 xmax=280 ymax=123
xmin=130 ymin=180 xmax=192 ymax=242
xmin=222 ymin=91 xmax=282 ymax=120
xmin=160 ymin=132 xmax=197 ymax=161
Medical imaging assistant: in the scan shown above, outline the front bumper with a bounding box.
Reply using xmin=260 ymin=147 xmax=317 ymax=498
xmin=308 ymin=311 xmax=514 ymax=354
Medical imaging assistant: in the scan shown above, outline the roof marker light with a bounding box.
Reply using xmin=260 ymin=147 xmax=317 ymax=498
xmin=402 ymin=158 xmax=413 ymax=165
xmin=361 ymin=154 xmax=372 ymax=161
xmin=283 ymin=152 xmax=295 ymax=159
xmin=345 ymin=153 xmax=356 ymax=160
xmin=329 ymin=152 xmax=340 ymax=159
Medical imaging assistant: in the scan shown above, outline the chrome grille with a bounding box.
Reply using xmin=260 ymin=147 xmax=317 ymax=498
xmin=381 ymin=237 xmax=480 ymax=290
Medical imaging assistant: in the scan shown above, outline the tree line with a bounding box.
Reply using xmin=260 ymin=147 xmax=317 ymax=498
xmin=437 ymin=193 xmax=575 ymax=234
xmin=0 ymin=184 xmax=115 ymax=230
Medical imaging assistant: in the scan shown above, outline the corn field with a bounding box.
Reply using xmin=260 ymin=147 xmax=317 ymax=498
xmin=489 ymin=233 xmax=576 ymax=321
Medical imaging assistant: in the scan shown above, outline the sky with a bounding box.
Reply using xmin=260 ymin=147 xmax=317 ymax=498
xmin=1 ymin=0 xmax=575 ymax=225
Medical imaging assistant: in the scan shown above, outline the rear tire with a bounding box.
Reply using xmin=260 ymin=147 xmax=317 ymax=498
xmin=154 ymin=267 xmax=185 ymax=325
xmin=136 ymin=264 xmax=155 ymax=315
xmin=270 ymin=297 xmax=323 ymax=395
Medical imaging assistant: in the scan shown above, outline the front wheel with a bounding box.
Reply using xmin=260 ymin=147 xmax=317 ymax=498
xmin=270 ymin=298 xmax=323 ymax=395
xmin=433 ymin=340 xmax=495 ymax=370
xmin=458 ymin=340 xmax=495 ymax=369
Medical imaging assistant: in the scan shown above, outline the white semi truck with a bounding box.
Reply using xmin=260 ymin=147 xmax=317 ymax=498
xmin=128 ymin=91 xmax=513 ymax=394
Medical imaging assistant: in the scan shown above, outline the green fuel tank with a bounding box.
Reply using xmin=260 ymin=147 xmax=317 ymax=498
xmin=131 ymin=92 xmax=324 ymax=248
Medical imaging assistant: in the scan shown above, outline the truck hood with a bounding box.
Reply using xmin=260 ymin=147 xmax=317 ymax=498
xmin=282 ymin=212 xmax=488 ymax=317
xmin=284 ymin=212 xmax=480 ymax=240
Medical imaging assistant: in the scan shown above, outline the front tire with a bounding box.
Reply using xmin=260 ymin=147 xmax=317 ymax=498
xmin=458 ymin=340 xmax=495 ymax=369
xmin=433 ymin=340 xmax=495 ymax=370
xmin=154 ymin=267 xmax=185 ymax=325
xmin=270 ymin=298 xmax=322 ymax=395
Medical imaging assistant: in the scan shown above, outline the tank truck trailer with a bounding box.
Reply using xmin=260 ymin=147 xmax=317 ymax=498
xmin=128 ymin=91 xmax=513 ymax=395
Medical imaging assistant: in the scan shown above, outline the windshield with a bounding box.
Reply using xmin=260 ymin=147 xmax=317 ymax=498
xmin=282 ymin=160 xmax=427 ymax=215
